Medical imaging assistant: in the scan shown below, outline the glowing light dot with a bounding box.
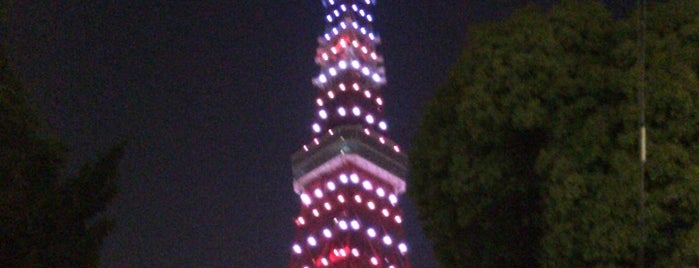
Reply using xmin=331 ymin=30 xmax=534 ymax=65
xmin=393 ymin=145 xmax=400 ymax=152
xmin=382 ymin=209 xmax=390 ymax=217
xmin=389 ymin=194 xmax=398 ymax=205
xmin=361 ymin=47 xmax=368 ymax=54
xmin=379 ymin=121 xmax=387 ymax=130
xmin=338 ymin=220 xmax=348 ymax=230
xmin=326 ymin=15 xmax=333 ymax=22
xmin=376 ymin=97 xmax=383 ymax=105
xmin=351 ymin=60 xmax=360 ymax=69
xmin=361 ymin=67 xmax=370 ymax=75
xmin=338 ymin=107 xmax=346 ymax=117
xmin=362 ymin=181 xmax=373 ymax=190
xmin=399 ymin=243 xmax=408 ymax=254
xmin=338 ymin=60 xmax=347 ymax=69
xmin=350 ymin=173 xmax=359 ymax=183
xmin=308 ymin=236 xmax=317 ymax=246
xmin=321 ymin=257 xmax=328 ymax=266
xmin=372 ymin=73 xmax=381 ymax=82
xmin=318 ymin=74 xmax=327 ymax=83
xmin=353 ymin=83 xmax=360 ymax=90
xmin=319 ymin=110 xmax=327 ymax=119
xmin=327 ymin=181 xmax=336 ymax=191
xmin=367 ymin=201 xmax=375 ymax=210
xmin=314 ymin=188 xmax=323 ymax=198
xmin=322 ymin=53 xmax=329 ymax=60
xmin=352 ymin=248 xmax=360 ymax=257
xmin=376 ymin=188 xmax=385 ymax=197
xmin=352 ymin=106 xmax=361 ymax=116
xmin=329 ymin=68 xmax=337 ymax=76
xmin=312 ymin=209 xmax=319 ymax=217
xmin=367 ymin=228 xmax=376 ymax=238
xmin=365 ymin=114 xmax=375 ymax=124
xmin=339 ymin=174 xmax=348 ymax=183
xmin=350 ymin=220 xmax=360 ymax=230
xmin=316 ymin=98 xmax=323 ymax=106
xmin=367 ymin=15 xmax=373 ymax=21
xmin=293 ymin=244 xmax=302 ymax=254
xmin=364 ymin=90 xmax=371 ymax=98
xmin=395 ymin=215 xmax=402 ymax=224
xmin=371 ymin=256 xmax=379 ymax=265
xmin=338 ymin=194 xmax=345 ymax=203
xmin=354 ymin=194 xmax=362 ymax=203
xmin=301 ymin=194 xmax=311 ymax=205
xmin=383 ymin=235 xmax=393 ymax=245
xmin=312 ymin=123 xmax=321 ymax=133
xmin=328 ymin=91 xmax=335 ymax=99
xmin=296 ymin=216 xmax=305 ymax=226
xmin=324 ymin=202 xmax=332 ymax=211
xmin=323 ymin=228 xmax=332 ymax=238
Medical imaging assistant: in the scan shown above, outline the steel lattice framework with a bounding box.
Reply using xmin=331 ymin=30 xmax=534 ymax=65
xmin=289 ymin=0 xmax=411 ymax=267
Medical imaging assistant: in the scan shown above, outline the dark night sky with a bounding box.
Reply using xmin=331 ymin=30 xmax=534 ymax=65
xmin=4 ymin=1 xmax=632 ymax=267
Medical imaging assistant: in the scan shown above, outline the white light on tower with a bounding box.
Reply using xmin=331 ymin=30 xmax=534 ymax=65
xmin=338 ymin=220 xmax=348 ymax=230
xmin=398 ymin=243 xmax=408 ymax=254
xmin=367 ymin=228 xmax=376 ymax=238
xmin=307 ymin=236 xmax=317 ymax=246
xmin=350 ymin=220 xmax=360 ymax=230
xmin=301 ymin=193 xmax=311 ymax=205
xmin=382 ymin=235 xmax=392 ymax=245
xmin=366 ymin=114 xmax=375 ymax=124
xmin=362 ymin=180 xmax=373 ymax=190
xmin=350 ymin=173 xmax=359 ymax=183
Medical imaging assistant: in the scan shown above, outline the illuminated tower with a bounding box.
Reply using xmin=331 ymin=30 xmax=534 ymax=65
xmin=289 ymin=0 xmax=411 ymax=267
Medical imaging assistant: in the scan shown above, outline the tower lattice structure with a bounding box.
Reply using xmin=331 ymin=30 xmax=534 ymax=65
xmin=289 ymin=0 xmax=411 ymax=267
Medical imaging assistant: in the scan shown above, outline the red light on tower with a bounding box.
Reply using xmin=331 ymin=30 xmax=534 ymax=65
xmin=289 ymin=0 xmax=411 ymax=267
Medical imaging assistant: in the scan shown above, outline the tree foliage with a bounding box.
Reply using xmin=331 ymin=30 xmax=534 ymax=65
xmin=410 ymin=0 xmax=699 ymax=267
xmin=0 ymin=32 xmax=124 ymax=267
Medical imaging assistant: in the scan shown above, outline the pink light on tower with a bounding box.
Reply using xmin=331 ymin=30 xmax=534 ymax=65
xmin=289 ymin=0 xmax=411 ymax=267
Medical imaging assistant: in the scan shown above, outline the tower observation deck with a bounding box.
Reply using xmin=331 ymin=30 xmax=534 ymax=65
xmin=289 ymin=0 xmax=411 ymax=267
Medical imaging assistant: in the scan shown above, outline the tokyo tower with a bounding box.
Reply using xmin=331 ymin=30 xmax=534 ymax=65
xmin=289 ymin=0 xmax=411 ymax=267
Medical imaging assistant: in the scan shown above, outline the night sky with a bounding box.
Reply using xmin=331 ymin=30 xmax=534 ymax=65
xmin=4 ymin=1 xmax=632 ymax=267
